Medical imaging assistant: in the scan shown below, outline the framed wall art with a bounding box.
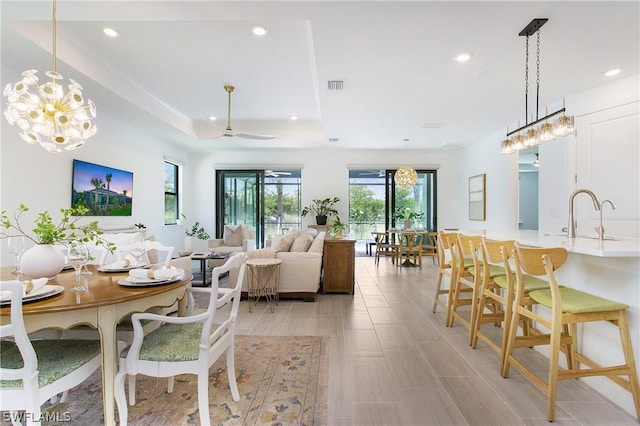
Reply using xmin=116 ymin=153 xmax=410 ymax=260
xmin=72 ymin=159 xmax=133 ymax=216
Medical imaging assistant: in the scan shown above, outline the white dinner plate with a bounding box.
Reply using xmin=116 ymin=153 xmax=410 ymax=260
xmin=0 ymin=285 xmax=65 ymax=306
xmin=98 ymin=263 xmax=149 ymax=273
xmin=117 ymin=275 xmax=184 ymax=287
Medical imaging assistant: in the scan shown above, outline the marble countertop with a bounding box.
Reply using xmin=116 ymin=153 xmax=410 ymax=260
xmin=514 ymin=230 xmax=640 ymax=258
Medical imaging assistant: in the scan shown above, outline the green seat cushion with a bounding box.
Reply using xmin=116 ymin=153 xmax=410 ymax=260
xmin=0 ymin=340 xmax=100 ymax=388
xmin=494 ymin=274 xmax=550 ymax=291
xmin=468 ymin=264 xmax=506 ymax=278
xmin=120 ymin=322 xmax=221 ymax=362
xmin=528 ymin=287 xmax=629 ymax=314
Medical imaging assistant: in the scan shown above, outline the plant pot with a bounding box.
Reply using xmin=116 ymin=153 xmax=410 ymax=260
xmin=403 ymin=220 xmax=412 ymax=230
xmin=20 ymin=244 xmax=65 ymax=279
xmin=184 ymin=236 xmax=194 ymax=251
xmin=316 ymin=215 xmax=328 ymax=225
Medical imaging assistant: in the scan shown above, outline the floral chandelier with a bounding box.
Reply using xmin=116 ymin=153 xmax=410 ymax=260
xmin=501 ymin=18 xmax=574 ymax=155
xmin=3 ymin=0 xmax=97 ymax=153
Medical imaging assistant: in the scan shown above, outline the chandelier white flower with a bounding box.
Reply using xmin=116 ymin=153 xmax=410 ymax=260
xmin=394 ymin=138 xmax=418 ymax=189
xmin=3 ymin=0 xmax=97 ymax=153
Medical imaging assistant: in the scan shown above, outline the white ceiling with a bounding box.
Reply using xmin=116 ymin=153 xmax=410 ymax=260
xmin=2 ymin=1 xmax=638 ymax=152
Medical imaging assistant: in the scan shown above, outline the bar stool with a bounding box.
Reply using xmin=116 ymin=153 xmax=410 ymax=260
xmin=446 ymin=234 xmax=483 ymax=328
xmin=502 ymin=243 xmax=640 ymax=422
xmin=431 ymin=231 xmax=457 ymax=315
xmin=470 ymin=239 xmax=550 ymax=363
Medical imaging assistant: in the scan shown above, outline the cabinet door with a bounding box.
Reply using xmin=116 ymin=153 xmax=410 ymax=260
xmin=324 ymin=240 xmax=355 ymax=294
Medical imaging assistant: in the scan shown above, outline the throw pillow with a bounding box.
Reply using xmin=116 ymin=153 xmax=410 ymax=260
xmin=223 ymin=225 xmax=243 ymax=247
xmin=290 ymin=232 xmax=314 ymax=252
xmin=276 ymin=232 xmax=298 ymax=252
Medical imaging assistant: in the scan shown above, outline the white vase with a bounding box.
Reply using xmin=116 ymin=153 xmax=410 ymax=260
xmin=20 ymin=244 xmax=65 ymax=279
xmin=184 ymin=236 xmax=194 ymax=251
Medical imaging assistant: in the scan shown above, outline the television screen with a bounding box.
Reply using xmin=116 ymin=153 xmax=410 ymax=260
xmin=72 ymin=159 xmax=133 ymax=216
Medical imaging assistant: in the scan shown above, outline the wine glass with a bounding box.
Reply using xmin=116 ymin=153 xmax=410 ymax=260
xmin=8 ymin=236 xmax=25 ymax=274
xmin=81 ymin=247 xmax=95 ymax=275
xmin=129 ymin=242 xmax=146 ymax=267
xmin=68 ymin=241 xmax=89 ymax=292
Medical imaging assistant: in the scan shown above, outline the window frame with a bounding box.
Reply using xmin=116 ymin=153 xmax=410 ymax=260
xmin=164 ymin=160 xmax=181 ymax=225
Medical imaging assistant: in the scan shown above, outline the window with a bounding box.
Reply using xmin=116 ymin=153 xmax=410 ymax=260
xmin=164 ymin=161 xmax=180 ymax=225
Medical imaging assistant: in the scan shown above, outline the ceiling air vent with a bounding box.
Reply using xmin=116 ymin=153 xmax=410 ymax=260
xmin=328 ymin=137 xmax=339 ymax=143
xmin=327 ymin=80 xmax=344 ymax=91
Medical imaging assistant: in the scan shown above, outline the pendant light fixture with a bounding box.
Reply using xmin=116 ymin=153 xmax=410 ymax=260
xmin=3 ymin=0 xmax=97 ymax=153
xmin=395 ymin=138 xmax=418 ymax=189
xmin=501 ymin=18 xmax=574 ymax=155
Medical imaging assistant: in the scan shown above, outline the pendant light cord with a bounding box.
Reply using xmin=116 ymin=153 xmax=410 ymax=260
xmin=52 ymin=0 xmax=57 ymax=73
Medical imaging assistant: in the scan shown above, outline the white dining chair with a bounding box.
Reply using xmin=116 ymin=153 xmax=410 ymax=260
xmin=114 ymin=253 xmax=246 ymax=426
xmin=0 ymin=281 xmax=102 ymax=426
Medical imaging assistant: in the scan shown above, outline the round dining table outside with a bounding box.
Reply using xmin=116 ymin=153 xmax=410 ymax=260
xmin=0 ymin=265 xmax=192 ymax=426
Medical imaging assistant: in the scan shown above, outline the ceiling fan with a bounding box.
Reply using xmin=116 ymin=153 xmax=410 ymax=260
xmin=214 ymin=85 xmax=275 ymax=140
xmin=265 ymin=170 xmax=292 ymax=178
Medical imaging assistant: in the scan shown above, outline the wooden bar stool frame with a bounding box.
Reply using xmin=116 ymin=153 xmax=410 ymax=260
xmin=446 ymin=234 xmax=483 ymax=328
xmin=502 ymin=244 xmax=640 ymax=421
xmin=432 ymin=231 xmax=457 ymax=314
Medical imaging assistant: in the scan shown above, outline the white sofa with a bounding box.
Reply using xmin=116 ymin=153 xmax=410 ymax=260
xmin=229 ymin=230 xmax=325 ymax=301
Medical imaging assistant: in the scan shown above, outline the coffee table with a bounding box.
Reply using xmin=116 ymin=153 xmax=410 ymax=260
xmin=190 ymin=252 xmax=229 ymax=286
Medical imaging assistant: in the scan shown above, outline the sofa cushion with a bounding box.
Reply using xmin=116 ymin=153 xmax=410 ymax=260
xmin=308 ymin=232 xmax=326 ymax=254
xmin=223 ymin=225 xmax=243 ymax=247
xmin=290 ymin=232 xmax=315 ymax=252
xmin=275 ymin=232 xmax=298 ymax=252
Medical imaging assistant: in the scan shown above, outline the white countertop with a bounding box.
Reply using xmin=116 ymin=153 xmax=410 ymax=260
xmin=514 ymin=230 xmax=640 ymax=257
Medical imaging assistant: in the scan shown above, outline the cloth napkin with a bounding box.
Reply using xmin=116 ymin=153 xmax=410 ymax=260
xmin=128 ymin=268 xmax=184 ymax=281
xmin=102 ymin=255 xmax=140 ymax=270
xmin=0 ymin=278 xmax=48 ymax=300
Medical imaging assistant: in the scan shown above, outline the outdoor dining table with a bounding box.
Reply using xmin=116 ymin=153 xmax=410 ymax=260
xmin=0 ymin=265 xmax=191 ymax=426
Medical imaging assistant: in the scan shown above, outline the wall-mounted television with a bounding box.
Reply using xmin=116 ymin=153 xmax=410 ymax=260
xmin=72 ymin=159 xmax=133 ymax=216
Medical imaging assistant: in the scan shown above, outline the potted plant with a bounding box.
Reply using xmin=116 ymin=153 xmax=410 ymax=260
xmin=181 ymin=214 xmax=210 ymax=251
xmin=394 ymin=208 xmax=425 ymax=229
xmin=1 ymin=204 xmax=115 ymax=278
xmin=330 ymin=217 xmax=348 ymax=239
xmin=301 ymin=197 xmax=340 ymax=225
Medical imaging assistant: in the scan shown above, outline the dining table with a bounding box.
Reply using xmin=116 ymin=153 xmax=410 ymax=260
xmin=0 ymin=265 xmax=192 ymax=426
xmin=388 ymin=229 xmax=429 ymax=267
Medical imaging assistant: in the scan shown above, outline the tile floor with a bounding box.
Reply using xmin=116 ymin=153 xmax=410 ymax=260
xmin=235 ymin=254 xmax=638 ymax=425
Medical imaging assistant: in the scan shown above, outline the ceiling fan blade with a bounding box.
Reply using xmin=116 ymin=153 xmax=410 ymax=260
xmin=233 ymin=132 xmax=275 ymax=140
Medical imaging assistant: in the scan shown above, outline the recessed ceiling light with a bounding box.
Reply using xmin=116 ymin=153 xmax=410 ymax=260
xmin=252 ymin=25 xmax=268 ymax=36
xmin=454 ymin=53 xmax=471 ymax=62
xmin=208 ymin=115 xmax=217 ymax=121
xmin=604 ymin=68 xmax=621 ymax=77
xmin=103 ymin=28 xmax=118 ymax=37
xmin=289 ymin=115 xmax=298 ymax=121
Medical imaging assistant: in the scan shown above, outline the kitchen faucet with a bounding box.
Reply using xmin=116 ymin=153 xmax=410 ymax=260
xmin=596 ymin=199 xmax=615 ymax=242
xmin=568 ymin=189 xmax=601 ymax=239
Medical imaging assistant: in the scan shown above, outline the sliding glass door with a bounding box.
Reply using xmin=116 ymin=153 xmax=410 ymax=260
xmin=215 ymin=170 xmax=264 ymax=247
xmin=215 ymin=169 xmax=302 ymax=248
xmin=349 ymin=169 xmax=437 ymax=240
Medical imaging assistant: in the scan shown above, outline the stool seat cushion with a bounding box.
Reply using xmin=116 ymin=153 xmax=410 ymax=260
xmin=494 ymin=274 xmax=549 ymax=291
xmin=528 ymin=287 xmax=629 ymax=314
xmin=468 ymin=264 xmax=506 ymax=278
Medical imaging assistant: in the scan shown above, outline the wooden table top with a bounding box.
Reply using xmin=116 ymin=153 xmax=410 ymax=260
xmin=0 ymin=265 xmax=191 ymax=315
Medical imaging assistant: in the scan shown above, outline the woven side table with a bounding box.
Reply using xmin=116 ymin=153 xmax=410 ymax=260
xmin=246 ymin=258 xmax=282 ymax=312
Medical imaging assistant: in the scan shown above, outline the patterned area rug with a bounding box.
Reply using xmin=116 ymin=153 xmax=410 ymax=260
xmin=32 ymin=335 xmax=329 ymax=425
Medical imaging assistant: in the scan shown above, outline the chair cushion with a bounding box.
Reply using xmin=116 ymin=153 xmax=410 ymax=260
xmin=494 ymin=274 xmax=550 ymax=291
xmin=120 ymin=322 xmax=221 ymax=362
xmin=290 ymin=232 xmax=314 ymax=252
xmin=0 ymin=340 xmax=100 ymax=388
xmin=223 ymin=225 xmax=244 ymax=247
xmin=528 ymin=287 xmax=629 ymax=314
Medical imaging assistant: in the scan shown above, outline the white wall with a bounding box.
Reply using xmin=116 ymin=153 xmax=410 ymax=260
xmin=188 ymin=147 xmax=460 ymax=235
